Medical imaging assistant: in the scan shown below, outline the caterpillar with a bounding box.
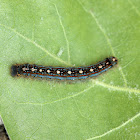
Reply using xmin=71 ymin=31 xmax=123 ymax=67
xmin=11 ymin=56 xmax=118 ymax=80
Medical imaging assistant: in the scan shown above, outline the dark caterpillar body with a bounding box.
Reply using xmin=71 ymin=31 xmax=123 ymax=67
xmin=11 ymin=56 xmax=118 ymax=80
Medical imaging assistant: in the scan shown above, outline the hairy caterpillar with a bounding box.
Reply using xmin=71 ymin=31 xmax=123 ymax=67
xmin=11 ymin=56 xmax=117 ymax=80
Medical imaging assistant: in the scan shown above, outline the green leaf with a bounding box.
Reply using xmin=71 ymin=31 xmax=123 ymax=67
xmin=0 ymin=0 xmax=140 ymax=139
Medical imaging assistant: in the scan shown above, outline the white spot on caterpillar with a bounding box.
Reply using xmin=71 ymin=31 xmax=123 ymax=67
xmin=39 ymin=69 xmax=42 ymax=72
xmin=90 ymin=68 xmax=94 ymax=72
xmin=99 ymin=65 xmax=102 ymax=69
xmin=106 ymin=62 xmax=109 ymax=65
xmin=31 ymin=68 xmax=37 ymax=71
xmin=22 ymin=67 xmax=29 ymax=71
xmin=79 ymin=70 xmax=83 ymax=74
xmin=57 ymin=70 xmax=60 ymax=74
xmin=68 ymin=71 xmax=71 ymax=74
xmin=112 ymin=58 xmax=116 ymax=61
xmin=47 ymin=69 xmax=51 ymax=73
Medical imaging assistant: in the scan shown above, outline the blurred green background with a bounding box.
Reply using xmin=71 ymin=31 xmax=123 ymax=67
xmin=0 ymin=0 xmax=140 ymax=139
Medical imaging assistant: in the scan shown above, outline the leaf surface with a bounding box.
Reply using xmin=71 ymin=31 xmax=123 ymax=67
xmin=0 ymin=0 xmax=140 ymax=139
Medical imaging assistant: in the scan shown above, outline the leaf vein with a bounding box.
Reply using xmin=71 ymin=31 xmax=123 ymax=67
xmin=13 ymin=81 xmax=140 ymax=106
xmin=13 ymin=85 xmax=93 ymax=106
xmin=128 ymin=0 xmax=140 ymax=17
xmin=93 ymin=80 xmax=140 ymax=95
xmin=77 ymin=0 xmax=128 ymax=87
xmin=0 ymin=23 xmax=70 ymax=66
xmin=27 ymin=105 xmax=43 ymax=139
xmin=54 ymin=4 xmax=71 ymax=63
xmin=86 ymin=112 xmax=140 ymax=140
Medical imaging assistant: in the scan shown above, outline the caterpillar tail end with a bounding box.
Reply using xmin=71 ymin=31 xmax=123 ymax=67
xmin=110 ymin=56 xmax=118 ymax=66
